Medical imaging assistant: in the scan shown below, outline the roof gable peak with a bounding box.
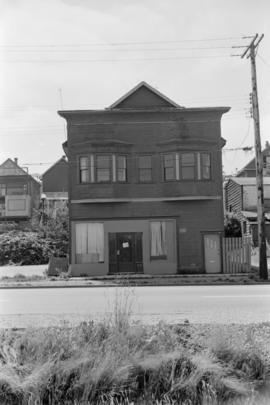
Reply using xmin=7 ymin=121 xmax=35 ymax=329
xmin=108 ymin=81 xmax=183 ymax=110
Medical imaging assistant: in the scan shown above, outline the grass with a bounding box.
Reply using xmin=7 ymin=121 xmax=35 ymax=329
xmin=0 ymin=273 xmax=46 ymax=282
xmin=0 ymin=291 xmax=269 ymax=404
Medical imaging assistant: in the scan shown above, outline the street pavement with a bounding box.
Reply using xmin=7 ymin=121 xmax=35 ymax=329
xmin=0 ymin=285 xmax=269 ymax=328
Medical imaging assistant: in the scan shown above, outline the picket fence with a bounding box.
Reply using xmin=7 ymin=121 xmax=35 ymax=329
xmin=222 ymin=236 xmax=252 ymax=274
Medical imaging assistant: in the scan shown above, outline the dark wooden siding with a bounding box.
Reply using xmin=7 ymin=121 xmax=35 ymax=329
xmin=43 ymin=158 xmax=68 ymax=192
xmin=67 ymin=110 xmax=223 ymax=201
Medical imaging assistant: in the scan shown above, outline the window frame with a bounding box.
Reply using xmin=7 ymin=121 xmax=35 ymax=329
xmin=95 ymin=154 xmax=112 ymax=183
xmin=137 ymin=155 xmax=153 ymax=183
xmin=200 ymin=152 xmax=211 ymax=180
xmin=116 ymin=155 xmax=128 ymax=183
xmin=163 ymin=153 xmax=176 ymax=182
xmin=180 ymin=152 xmax=196 ymax=180
xmin=79 ymin=156 xmax=90 ymax=184
xmin=150 ymin=220 xmax=168 ymax=260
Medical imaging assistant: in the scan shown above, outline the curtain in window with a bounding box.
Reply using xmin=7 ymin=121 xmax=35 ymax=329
xmin=150 ymin=221 xmax=167 ymax=257
xmin=75 ymin=223 xmax=104 ymax=263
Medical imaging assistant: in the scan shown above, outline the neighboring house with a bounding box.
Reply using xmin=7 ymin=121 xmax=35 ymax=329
xmin=224 ymin=177 xmax=270 ymax=243
xmin=58 ymin=81 xmax=230 ymax=276
xmin=41 ymin=156 xmax=68 ymax=217
xmin=236 ymin=141 xmax=270 ymax=177
xmin=0 ymin=158 xmax=40 ymax=221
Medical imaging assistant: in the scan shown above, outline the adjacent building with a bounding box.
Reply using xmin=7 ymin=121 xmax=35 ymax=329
xmin=236 ymin=141 xmax=270 ymax=177
xmin=41 ymin=156 xmax=68 ymax=217
xmin=59 ymin=81 xmax=230 ymax=276
xmin=0 ymin=158 xmax=40 ymax=221
xmin=224 ymin=176 xmax=270 ymax=244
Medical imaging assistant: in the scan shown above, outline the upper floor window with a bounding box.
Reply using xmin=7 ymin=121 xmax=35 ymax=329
xmin=138 ymin=155 xmax=152 ymax=182
xmin=180 ymin=153 xmax=196 ymax=180
xmin=163 ymin=153 xmax=175 ymax=181
xmin=201 ymin=153 xmax=211 ymax=180
xmin=79 ymin=157 xmax=89 ymax=183
xmin=79 ymin=154 xmax=127 ymax=184
xmin=117 ymin=156 xmax=127 ymax=182
xmin=96 ymin=155 xmax=111 ymax=182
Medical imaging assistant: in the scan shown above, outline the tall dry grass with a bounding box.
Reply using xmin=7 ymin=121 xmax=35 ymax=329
xmin=0 ymin=290 xmax=269 ymax=404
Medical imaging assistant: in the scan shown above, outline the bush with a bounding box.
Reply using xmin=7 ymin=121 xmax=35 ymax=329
xmin=0 ymin=231 xmax=54 ymax=265
xmin=0 ymin=207 xmax=69 ymax=266
xmin=224 ymin=214 xmax=242 ymax=237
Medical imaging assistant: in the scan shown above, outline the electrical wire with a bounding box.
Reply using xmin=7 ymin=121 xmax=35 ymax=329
xmin=0 ymin=36 xmax=250 ymax=48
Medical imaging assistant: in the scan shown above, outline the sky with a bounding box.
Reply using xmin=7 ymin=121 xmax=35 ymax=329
xmin=1 ymin=0 xmax=270 ymax=177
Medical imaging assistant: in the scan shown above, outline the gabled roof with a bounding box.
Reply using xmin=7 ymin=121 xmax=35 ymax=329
xmin=236 ymin=142 xmax=270 ymax=176
xmin=42 ymin=156 xmax=67 ymax=177
xmin=108 ymin=81 xmax=183 ymax=109
xmin=0 ymin=158 xmax=28 ymax=176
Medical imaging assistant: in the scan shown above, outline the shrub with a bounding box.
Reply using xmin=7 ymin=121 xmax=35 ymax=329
xmin=0 ymin=231 xmax=53 ymax=265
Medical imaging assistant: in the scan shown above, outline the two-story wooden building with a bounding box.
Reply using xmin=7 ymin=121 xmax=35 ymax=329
xmin=59 ymin=82 xmax=230 ymax=276
xmin=0 ymin=158 xmax=40 ymax=222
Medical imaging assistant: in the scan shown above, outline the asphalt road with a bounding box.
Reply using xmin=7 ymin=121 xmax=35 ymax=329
xmin=0 ymin=285 xmax=270 ymax=328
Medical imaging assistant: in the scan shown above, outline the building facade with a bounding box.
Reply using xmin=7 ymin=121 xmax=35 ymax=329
xmin=59 ymin=82 xmax=229 ymax=276
xmin=0 ymin=158 xmax=40 ymax=221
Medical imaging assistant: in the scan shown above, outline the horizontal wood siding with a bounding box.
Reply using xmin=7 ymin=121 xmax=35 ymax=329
xmin=225 ymin=179 xmax=242 ymax=212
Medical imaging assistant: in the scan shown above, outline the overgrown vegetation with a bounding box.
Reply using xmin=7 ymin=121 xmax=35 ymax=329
xmin=0 ymin=313 xmax=269 ymax=404
xmin=224 ymin=214 xmax=242 ymax=238
xmin=0 ymin=207 xmax=69 ymax=265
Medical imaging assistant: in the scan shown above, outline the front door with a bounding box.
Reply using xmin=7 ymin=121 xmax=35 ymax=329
xmin=109 ymin=232 xmax=143 ymax=273
xmin=204 ymin=233 xmax=221 ymax=273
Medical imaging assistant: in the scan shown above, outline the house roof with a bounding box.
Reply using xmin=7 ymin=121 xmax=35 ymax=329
xmin=0 ymin=158 xmax=40 ymax=185
xmin=236 ymin=142 xmax=270 ymax=176
xmin=42 ymin=156 xmax=67 ymax=177
xmin=0 ymin=158 xmax=28 ymax=176
xmin=230 ymin=177 xmax=270 ymax=186
xmin=108 ymin=81 xmax=183 ymax=109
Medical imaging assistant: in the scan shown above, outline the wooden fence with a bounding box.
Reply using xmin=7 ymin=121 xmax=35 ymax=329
xmin=222 ymin=236 xmax=252 ymax=274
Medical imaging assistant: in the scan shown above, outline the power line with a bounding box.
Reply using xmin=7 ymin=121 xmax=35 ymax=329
xmin=2 ymin=46 xmax=237 ymax=53
xmin=0 ymin=36 xmax=251 ymax=48
xmin=1 ymin=55 xmax=232 ymax=63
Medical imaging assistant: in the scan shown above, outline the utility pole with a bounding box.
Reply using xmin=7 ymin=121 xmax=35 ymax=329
xmin=241 ymin=34 xmax=268 ymax=280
